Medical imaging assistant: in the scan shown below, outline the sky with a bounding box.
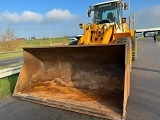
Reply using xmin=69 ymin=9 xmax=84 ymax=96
xmin=0 ymin=0 xmax=160 ymax=39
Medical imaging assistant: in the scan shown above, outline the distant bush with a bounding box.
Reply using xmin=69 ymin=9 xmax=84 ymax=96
xmin=0 ymin=28 xmax=20 ymax=52
xmin=0 ymin=40 xmax=20 ymax=52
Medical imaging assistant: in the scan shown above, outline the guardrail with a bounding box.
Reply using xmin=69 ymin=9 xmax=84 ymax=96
xmin=0 ymin=66 xmax=21 ymax=79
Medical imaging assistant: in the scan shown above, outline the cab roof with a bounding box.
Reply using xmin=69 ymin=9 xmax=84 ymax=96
xmin=93 ymin=0 xmax=120 ymax=6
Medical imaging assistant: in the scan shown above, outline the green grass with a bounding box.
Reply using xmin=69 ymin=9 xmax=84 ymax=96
xmin=18 ymin=37 xmax=70 ymax=50
xmin=0 ymin=74 xmax=19 ymax=99
xmin=0 ymin=51 xmax=23 ymax=61
xmin=136 ymin=37 xmax=144 ymax=40
xmin=157 ymin=36 xmax=160 ymax=41
xmin=0 ymin=37 xmax=70 ymax=61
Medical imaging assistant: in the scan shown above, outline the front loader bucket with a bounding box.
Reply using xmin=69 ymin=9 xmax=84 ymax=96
xmin=13 ymin=44 xmax=130 ymax=120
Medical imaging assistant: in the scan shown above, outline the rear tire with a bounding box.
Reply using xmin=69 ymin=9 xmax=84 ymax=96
xmin=132 ymin=37 xmax=137 ymax=61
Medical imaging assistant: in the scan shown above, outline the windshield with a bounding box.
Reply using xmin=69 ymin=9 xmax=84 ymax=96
xmin=93 ymin=2 xmax=118 ymax=24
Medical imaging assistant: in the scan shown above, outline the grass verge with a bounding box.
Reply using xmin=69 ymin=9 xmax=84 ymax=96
xmin=0 ymin=74 xmax=19 ymax=99
xmin=157 ymin=36 xmax=160 ymax=41
xmin=136 ymin=37 xmax=144 ymax=40
xmin=0 ymin=37 xmax=70 ymax=60
xmin=18 ymin=37 xmax=70 ymax=49
xmin=0 ymin=51 xmax=23 ymax=61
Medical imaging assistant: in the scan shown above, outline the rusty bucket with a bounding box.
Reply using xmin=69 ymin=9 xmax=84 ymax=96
xmin=13 ymin=44 xmax=130 ymax=120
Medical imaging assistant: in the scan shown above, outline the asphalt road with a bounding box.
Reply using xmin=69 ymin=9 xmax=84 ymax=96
xmin=0 ymin=37 xmax=160 ymax=120
xmin=0 ymin=57 xmax=23 ymax=67
xmin=126 ymin=37 xmax=160 ymax=120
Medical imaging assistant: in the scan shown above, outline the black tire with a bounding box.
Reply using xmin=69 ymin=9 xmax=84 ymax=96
xmin=69 ymin=40 xmax=78 ymax=45
xmin=69 ymin=35 xmax=82 ymax=45
xmin=115 ymin=37 xmax=132 ymax=72
xmin=132 ymin=37 xmax=137 ymax=61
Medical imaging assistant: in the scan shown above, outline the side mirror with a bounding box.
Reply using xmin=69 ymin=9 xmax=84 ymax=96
xmin=124 ymin=1 xmax=130 ymax=11
xmin=87 ymin=9 xmax=91 ymax=18
xmin=87 ymin=5 xmax=93 ymax=18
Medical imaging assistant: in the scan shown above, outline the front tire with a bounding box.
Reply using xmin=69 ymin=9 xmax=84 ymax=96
xmin=116 ymin=37 xmax=132 ymax=72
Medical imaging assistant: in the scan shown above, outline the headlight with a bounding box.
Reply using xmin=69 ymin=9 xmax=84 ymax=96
xmin=103 ymin=25 xmax=107 ymax=30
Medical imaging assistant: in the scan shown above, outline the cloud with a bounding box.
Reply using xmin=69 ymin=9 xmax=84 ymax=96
xmin=0 ymin=8 xmax=90 ymax=38
xmin=0 ymin=10 xmax=43 ymax=24
xmin=136 ymin=5 xmax=160 ymax=28
xmin=0 ymin=11 xmax=20 ymax=23
xmin=21 ymin=11 xmax=43 ymax=23
xmin=0 ymin=9 xmax=76 ymax=24
xmin=46 ymin=9 xmax=76 ymax=21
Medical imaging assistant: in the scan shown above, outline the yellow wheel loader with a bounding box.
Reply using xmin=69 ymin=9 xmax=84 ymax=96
xmin=13 ymin=0 xmax=137 ymax=119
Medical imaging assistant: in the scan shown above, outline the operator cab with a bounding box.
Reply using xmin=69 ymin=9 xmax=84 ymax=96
xmin=87 ymin=0 xmax=129 ymax=25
